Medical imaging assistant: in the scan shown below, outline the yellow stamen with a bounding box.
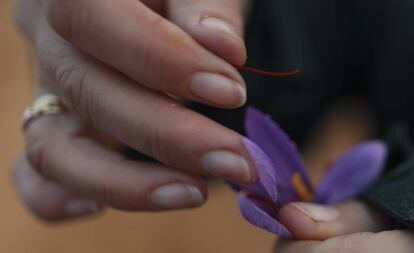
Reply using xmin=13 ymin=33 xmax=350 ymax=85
xmin=291 ymin=172 xmax=313 ymax=201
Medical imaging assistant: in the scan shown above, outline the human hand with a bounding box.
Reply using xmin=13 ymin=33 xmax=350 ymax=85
xmin=274 ymin=201 xmax=414 ymax=252
xmin=13 ymin=0 xmax=255 ymax=220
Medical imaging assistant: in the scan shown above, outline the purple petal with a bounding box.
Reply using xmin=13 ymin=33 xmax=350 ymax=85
xmin=236 ymin=138 xmax=278 ymax=203
xmin=245 ymin=107 xmax=312 ymax=202
xmin=315 ymin=141 xmax=388 ymax=204
xmin=237 ymin=193 xmax=292 ymax=237
xmin=228 ymin=181 xmax=269 ymax=199
xmin=228 ymin=182 xmax=243 ymax=192
xmin=228 ymin=181 xmax=269 ymax=200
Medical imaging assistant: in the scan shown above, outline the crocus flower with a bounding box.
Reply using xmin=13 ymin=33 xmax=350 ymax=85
xmin=230 ymin=107 xmax=388 ymax=237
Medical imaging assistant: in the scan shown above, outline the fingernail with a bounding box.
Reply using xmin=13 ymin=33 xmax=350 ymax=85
xmin=190 ymin=72 xmax=246 ymax=107
xmin=201 ymin=151 xmax=253 ymax=183
xmin=150 ymin=183 xmax=205 ymax=209
xmin=291 ymin=202 xmax=339 ymax=222
xmin=64 ymin=199 xmax=101 ymax=216
xmin=200 ymin=17 xmax=241 ymax=40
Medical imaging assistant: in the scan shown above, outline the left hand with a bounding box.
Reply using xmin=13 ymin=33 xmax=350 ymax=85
xmin=13 ymin=0 xmax=254 ymax=221
xmin=274 ymin=201 xmax=414 ymax=253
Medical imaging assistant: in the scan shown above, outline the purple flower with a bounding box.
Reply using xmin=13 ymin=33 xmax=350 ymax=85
xmin=230 ymin=107 xmax=388 ymax=237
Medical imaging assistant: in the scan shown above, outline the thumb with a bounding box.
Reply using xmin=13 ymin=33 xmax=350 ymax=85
xmin=167 ymin=0 xmax=248 ymax=65
xmin=278 ymin=201 xmax=394 ymax=240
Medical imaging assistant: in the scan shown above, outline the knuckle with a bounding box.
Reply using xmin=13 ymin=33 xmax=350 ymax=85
xmin=96 ymin=159 xmax=149 ymax=210
xmin=141 ymin=112 xmax=191 ymax=163
xmin=37 ymin=44 xmax=99 ymax=128
xmin=100 ymin=182 xmax=113 ymax=202
xmin=55 ymin=63 xmax=83 ymax=109
xmin=99 ymin=179 xmax=140 ymax=210
xmin=54 ymin=63 xmax=98 ymax=127
xmin=98 ymin=175 xmax=119 ymax=207
xmin=142 ymin=123 xmax=165 ymax=161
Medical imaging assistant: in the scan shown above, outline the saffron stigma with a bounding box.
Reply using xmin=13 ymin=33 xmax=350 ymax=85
xmin=235 ymin=65 xmax=300 ymax=77
xmin=291 ymin=172 xmax=313 ymax=202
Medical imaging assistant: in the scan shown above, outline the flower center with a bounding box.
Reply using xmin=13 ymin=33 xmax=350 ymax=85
xmin=291 ymin=172 xmax=313 ymax=202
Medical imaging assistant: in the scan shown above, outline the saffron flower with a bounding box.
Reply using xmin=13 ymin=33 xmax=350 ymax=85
xmin=231 ymin=107 xmax=388 ymax=237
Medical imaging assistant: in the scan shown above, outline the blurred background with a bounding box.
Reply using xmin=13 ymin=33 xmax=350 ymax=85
xmin=0 ymin=1 xmax=276 ymax=252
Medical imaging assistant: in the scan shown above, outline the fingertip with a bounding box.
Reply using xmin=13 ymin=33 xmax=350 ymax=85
xmin=169 ymin=2 xmax=247 ymax=65
xmin=198 ymin=16 xmax=247 ymax=65
xmin=33 ymin=199 xmax=104 ymax=222
xmin=278 ymin=203 xmax=320 ymax=240
xmin=193 ymin=16 xmax=247 ymax=65
xmin=150 ymin=183 xmax=207 ymax=210
xmin=13 ymin=154 xmax=103 ymax=222
xmin=278 ymin=202 xmax=342 ymax=240
xmin=189 ymin=72 xmax=247 ymax=108
xmin=279 ymin=201 xmax=395 ymax=242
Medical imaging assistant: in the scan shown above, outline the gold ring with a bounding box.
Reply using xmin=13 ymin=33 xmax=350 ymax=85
xmin=22 ymin=94 xmax=65 ymax=130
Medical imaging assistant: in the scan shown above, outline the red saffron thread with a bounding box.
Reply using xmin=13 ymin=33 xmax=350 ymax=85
xmin=235 ymin=65 xmax=300 ymax=77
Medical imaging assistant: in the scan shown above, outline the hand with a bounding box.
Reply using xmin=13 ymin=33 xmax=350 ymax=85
xmin=13 ymin=0 xmax=255 ymax=221
xmin=274 ymin=201 xmax=414 ymax=252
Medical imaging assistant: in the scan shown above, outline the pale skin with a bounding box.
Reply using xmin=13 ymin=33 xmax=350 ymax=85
xmin=15 ymin=0 xmax=254 ymax=216
xmin=274 ymin=201 xmax=414 ymax=253
xmin=13 ymin=0 xmax=413 ymax=251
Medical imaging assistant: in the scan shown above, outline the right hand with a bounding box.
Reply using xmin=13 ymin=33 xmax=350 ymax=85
xmin=13 ymin=0 xmax=255 ymax=221
xmin=274 ymin=201 xmax=413 ymax=253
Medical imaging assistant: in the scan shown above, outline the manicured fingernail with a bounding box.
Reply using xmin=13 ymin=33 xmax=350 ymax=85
xmin=200 ymin=17 xmax=241 ymax=40
xmin=190 ymin=72 xmax=246 ymax=107
xmin=291 ymin=202 xmax=339 ymax=222
xmin=150 ymin=183 xmax=205 ymax=209
xmin=201 ymin=151 xmax=253 ymax=183
xmin=64 ymin=199 xmax=101 ymax=216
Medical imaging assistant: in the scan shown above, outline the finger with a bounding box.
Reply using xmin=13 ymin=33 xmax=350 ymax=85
xmin=168 ymin=0 xmax=247 ymax=65
xmin=278 ymin=201 xmax=393 ymax=240
xmin=31 ymin=17 xmax=257 ymax=184
xmin=273 ymin=239 xmax=317 ymax=253
xmin=25 ymin=114 xmax=208 ymax=211
xmin=311 ymin=231 xmax=414 ymax=253
xmin=39 ymin=0 xmax=246 ymax=107
xmin=274 ymin=231 xmax=414 ymax=253
xmin=12 ymin=156 xmax=103 ymax=221
xmin=24 ymin=2 xmax=257 ymax=184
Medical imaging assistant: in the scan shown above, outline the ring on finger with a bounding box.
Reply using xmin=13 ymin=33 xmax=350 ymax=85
xmin=22 ymin=94 xmax=65 ymax=130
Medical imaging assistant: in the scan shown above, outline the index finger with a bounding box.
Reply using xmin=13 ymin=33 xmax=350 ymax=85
xmin=39 ymin=0 xmax=246 ymax=108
